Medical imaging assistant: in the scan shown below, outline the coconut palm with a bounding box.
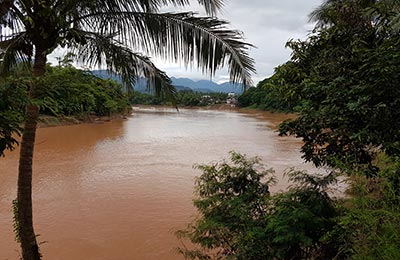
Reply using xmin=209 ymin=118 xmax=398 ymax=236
xmin=0 ymin=0 xmax=255 ymax=259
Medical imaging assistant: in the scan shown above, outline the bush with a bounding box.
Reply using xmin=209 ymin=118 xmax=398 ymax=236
xmin=177 ymin=152 xmax=345 ymax=260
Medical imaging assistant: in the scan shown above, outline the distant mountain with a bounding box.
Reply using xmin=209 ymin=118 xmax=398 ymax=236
xmin=218 ymin=82 xmax=245 ymax=94
xmin=171 ymin=77 xmax=243 ymax=94
xmin=91 ymin=70 xmax=244 ymax=94
xmin=91 ymin=70 xmax=148 ymax=92
xmin=174 ymin=85 xmax=193 ymax=92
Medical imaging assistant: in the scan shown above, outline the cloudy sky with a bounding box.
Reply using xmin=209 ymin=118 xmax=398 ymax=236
xmin=49 ymin=0 xmax=323 ymax=85
xmin=155 ymin=0 xmax=324 ymax=84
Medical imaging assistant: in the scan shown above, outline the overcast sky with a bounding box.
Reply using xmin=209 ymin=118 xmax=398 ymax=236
xmin=49 ymin=0 xmax=323 ymax=85
xmin=155 ymin=0 xmax=324 ymax=84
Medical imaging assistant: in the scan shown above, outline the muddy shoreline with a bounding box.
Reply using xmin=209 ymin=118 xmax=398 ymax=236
xmin=37 ymin=104 xmax=295 ymax=129
xmin=37 ymin=113 xmax=130 ymax=128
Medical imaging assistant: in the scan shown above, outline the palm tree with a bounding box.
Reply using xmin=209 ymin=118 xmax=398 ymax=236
xmin=0 ymin=1 xmax=255 ymax=259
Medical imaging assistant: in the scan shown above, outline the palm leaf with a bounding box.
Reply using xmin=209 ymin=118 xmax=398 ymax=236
xmin=0 ymin=0 xmax=25 ymax=30
xmin=76 ymin=11 xmax=255 ymax=86
xmin=2 ymin=0 xmax=255 ymax=87
xmin=64 ymin=0 xmax=223 ymax=15
xmin=0 ymin=0 xmax=13 ymax=22
xmin=69 ymin=30 xmax=176 ymax=99
xmin=0 ymin=31 xmax=32 ymax=75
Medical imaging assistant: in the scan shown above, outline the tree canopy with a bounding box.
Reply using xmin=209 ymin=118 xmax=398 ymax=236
xmin=279 ymin=0 xmax=400 ymax=174
xmin=238 ymin=62 xmax=304 ymax=112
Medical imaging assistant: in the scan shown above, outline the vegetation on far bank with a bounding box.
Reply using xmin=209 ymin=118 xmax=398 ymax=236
xmin=238 ymin=62 xmax=303 ymax=113
xmin=0 ymin=64 xmax=131 ymax=155
xmin=130 ymin=90 xmax=229 ymax=107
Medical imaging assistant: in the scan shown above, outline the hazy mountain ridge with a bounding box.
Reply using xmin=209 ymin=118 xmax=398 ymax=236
xmin=91 ymin=70 xmax=243 ymax=94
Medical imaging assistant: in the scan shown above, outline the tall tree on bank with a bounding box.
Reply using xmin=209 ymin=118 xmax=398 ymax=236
xmin=0 ymin=0 xmax=255 ymax=259
xmin=279 ymin=0 xmax=400 ymax=174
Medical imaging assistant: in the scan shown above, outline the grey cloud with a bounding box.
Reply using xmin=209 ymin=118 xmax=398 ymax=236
xmin=222 ymin=6 xmax=308 ymax=33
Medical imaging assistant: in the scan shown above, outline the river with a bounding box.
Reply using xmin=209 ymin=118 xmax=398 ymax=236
xmin=0 ymin=107 xmax=316 ymax=260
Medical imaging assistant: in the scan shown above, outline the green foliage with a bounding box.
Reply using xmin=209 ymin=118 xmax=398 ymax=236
xmin=336 ymin=158 xmax=400 ymax=260
xmin=37 ymin=65 xmax=130 ymax=117
xmin=129 ymin=91 xmax=164 ymax=105
xmin=238 ymin=62 xmax=304 ymax=112
xmin=278 ymin=0 xmax=400 ymax=173
xmin=344 ymin=208 xmax=400 ymax=260
xmin=178 ymin=152 xmax=344 ymax=260
xmin=177 ymin=152 xmax=275 ymax=259
xmin=0 ymin=79 xmax=28 ymax=156
xmin=260 ymin=170 xmax=347 ymax=260
xmin=176 ymin=91 xmax=202 ymax=107
xmin=0 ymin=65 xmax=130 ymax=155
xmin=130 ymin=90 xmax=228 ymax=107
xmin=273 ymin=2 xmax=400 ymax=256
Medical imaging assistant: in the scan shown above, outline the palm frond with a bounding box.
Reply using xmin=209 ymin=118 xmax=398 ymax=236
xmin=78 ymin=11 xmax=255 ymax=86
xmin=2 ymin=0 xmax=254 ymax=88
xmin=66 ymin=0 xmax=224 ymax=16
xmin=0 ymin=0 xmax=25 ymax=31
xmin=0 ymin=31 xmax=32 ymax=75
xmin=196 ymin=0 xmax=224 ymax=15
xmin=0 ymin=0 xmax=13 ymax=22
xmin=69 ymin=30 xmax=176 ymax=99
xmin=154 ymin=0 xmax=224 ymax=15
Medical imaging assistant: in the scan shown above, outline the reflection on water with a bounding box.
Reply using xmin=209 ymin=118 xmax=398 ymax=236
xmin=0 ymin=107 xmax=315 ymax=260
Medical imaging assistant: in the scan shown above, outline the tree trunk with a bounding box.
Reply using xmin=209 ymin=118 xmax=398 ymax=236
xmin=18 ymin=104 xmax=41 ymax=260
xmin=17 ymin=48 xmax=46 ymax=260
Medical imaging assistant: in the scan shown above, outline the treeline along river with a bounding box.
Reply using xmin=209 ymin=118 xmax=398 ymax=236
xmin=0 ymin=107 xmax=317 ymax=260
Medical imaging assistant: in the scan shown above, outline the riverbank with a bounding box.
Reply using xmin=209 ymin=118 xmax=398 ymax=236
xmin=132 ymin=103 xmax=238 ymax=111
xmin=131 ymin=104 xmax=297 ymax=132
xmin=36 ymin=104 xmax=295 ymax=129
xmin=134 ymin=103 xmax=297 ymax=115
xmin=36 ymin=104 xmax=235 ymax=128
xmin=37 ymin=113 xmax=130 ymax=128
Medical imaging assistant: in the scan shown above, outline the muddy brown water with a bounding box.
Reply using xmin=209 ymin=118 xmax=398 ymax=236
xmin=0 ymin=107 xmax=317 ymax=260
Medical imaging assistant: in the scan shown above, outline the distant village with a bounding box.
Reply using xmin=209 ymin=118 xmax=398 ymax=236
xmin=200 ymin=92 xmax=238 ymax=106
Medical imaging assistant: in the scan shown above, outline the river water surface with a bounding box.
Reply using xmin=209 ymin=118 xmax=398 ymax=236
xmin=0 ymin=107 xmax=316 ymax=260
